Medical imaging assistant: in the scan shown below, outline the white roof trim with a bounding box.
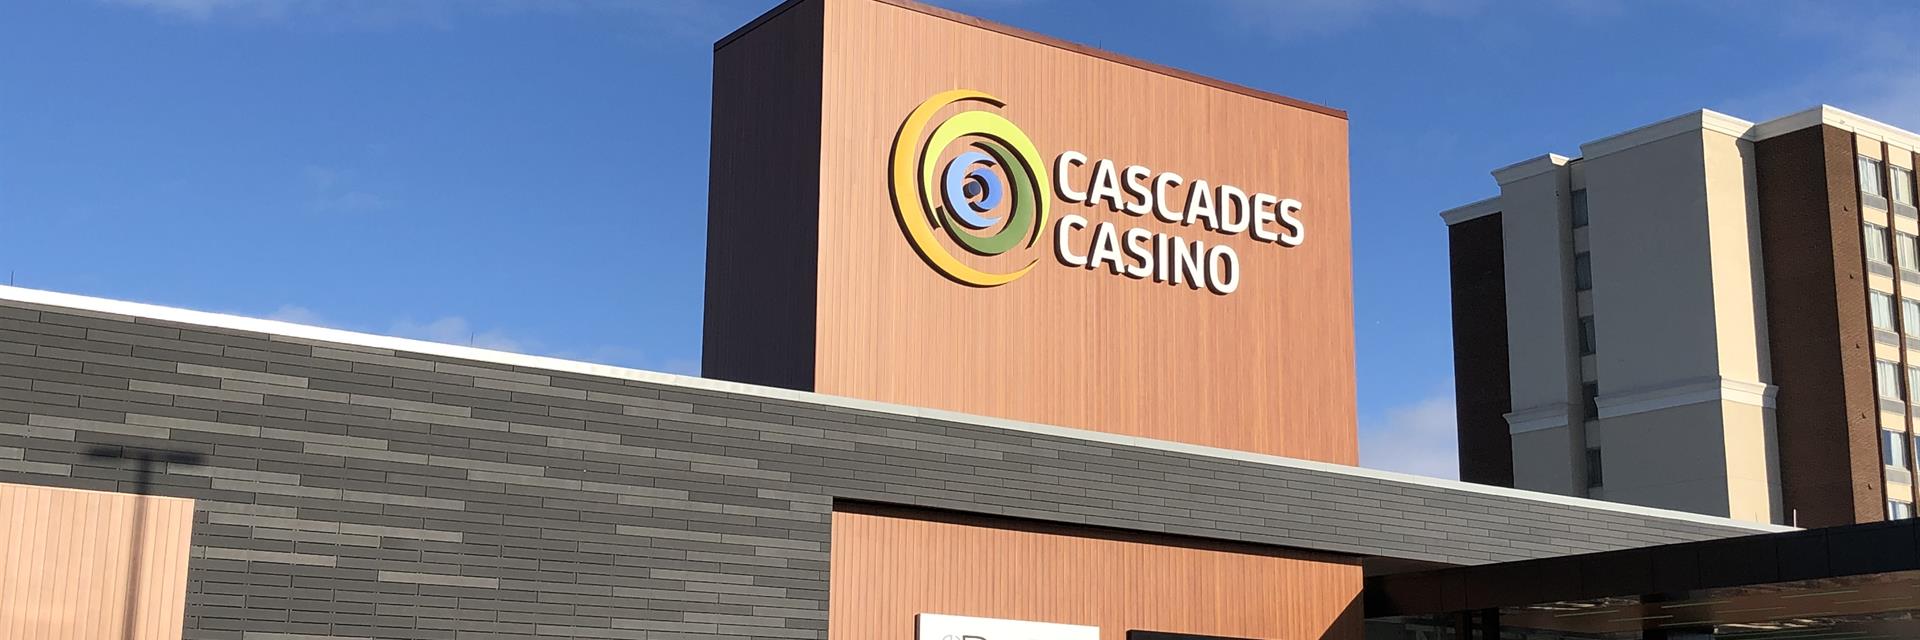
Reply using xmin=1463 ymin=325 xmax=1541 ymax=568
xmin=0 ymin=284 xmax=1792 ymax=533
xmin=1492 ymin=153 xmax=1571 ymax=185
xmin=1439 ymin=197 xmax=1501 ymax=226
xmin=1487 ymin=105 xmax=1920 ymax=186
xmin=1579 ymin=110 xmax=1756 ymax=161
xmin=1749 ymin=105 xmax=1920 ymax=151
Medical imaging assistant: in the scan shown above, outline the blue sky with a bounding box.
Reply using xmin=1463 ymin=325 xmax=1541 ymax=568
xmin=5 ymin=0 xmax=1916 ymax=478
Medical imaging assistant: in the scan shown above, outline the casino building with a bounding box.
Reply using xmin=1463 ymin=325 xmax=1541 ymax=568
xmin=9 ymin=1 xmax=1920 ymax=640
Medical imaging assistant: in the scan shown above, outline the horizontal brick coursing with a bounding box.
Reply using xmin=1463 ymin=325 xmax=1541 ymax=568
xmin=0 ymin=298 xmax=1768 ymax=639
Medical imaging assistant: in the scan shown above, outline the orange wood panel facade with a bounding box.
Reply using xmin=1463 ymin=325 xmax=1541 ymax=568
xmin=705 ymin=0 xmax=1356 ymax=464
xmin=827 ymin=506 xmax=1363 ymax=640
xmin=0 ymin=482 xmax=195 ymax=640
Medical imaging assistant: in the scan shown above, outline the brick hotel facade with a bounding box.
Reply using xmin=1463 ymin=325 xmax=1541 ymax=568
xmin=1445 ymin=105 xmax=1920 ymax=529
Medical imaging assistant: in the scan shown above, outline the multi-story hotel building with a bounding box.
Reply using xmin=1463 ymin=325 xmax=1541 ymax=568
xmin=1444 ymin=105 xmax=1920 ymax=528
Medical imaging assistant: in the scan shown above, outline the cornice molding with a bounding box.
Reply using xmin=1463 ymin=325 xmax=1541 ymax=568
xmin=1484 ymin=106 xmax=1920 ymax=193
xmin=1492 ymin=154 xmax=1571 ymax=186
xmin=1439 ymin=197 xmax=1501 ymax=226
xmin=1596 ymin=376 xmax=1776 ymax=419
xmin=1505 ymin=403 xmax=1571 ymax=435
xmin=1579 ymin=109 xmax=1756 ymax=161
xmin=1750 ymin=105 xmax=1920 ymax=152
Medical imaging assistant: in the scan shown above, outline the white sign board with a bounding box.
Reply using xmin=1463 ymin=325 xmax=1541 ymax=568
xmin=916 ymin=613 xmax=1101 ymax=640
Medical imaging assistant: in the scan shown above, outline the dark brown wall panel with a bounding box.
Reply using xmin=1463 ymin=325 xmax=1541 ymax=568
xmin=699 ymin=0 xmax=825 ymax=390
xmin=1756 ymin=124 xmax=1881 ymax=527
xmin=1448 ymin=213 xmax=1513 ymax=487
xmin=827 ymin=504 xmax=1362 ymax=640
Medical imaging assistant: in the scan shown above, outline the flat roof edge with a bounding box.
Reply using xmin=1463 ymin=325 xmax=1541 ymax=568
xmin=1753 ymin=104 xmax=1920 ymax=151
xmin=715 ymin=0 xmax=1346 ymax=120
xmin=0 ymin=284 xmax=1787 ymax=534
xmin=1439 ymin=197 xmax=1500 ymax=226
xmin=1579 ymin=109 xmax=1755 ymax=161
xmin=1491 ymin=153 xmax=1571 ymax=185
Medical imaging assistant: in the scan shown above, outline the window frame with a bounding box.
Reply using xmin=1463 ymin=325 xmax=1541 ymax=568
xmin=1900 ymin=232 xmax=1920 ymax=270
xmin=1905 ymin=299 xmax=1920 ymax=336
xmin=1578 ymin=316 xmax=1596 ymax=356
xmin=1879 ymin=359 xmax=1905 ymax=400
xmin=1913 ymin=433 xmax=1920 ymax=471
xmin=1909 ymin=365 xmax=1920 ymax=404
xmin=1862 ymin=155 xmax=1886 ymax=197
xmin=1574 ymin=252 xmax=1593 ymax=292
xmin=1895 ymin=165 xmax=1915 ymax=206
xmin=1867 ymin=223 xmax=1893 ymax=265
xmin=1582 ymin=382 xmax=1599 ymax=420
xmin=1873 ymin=291 xmax=1897 ymax=331
xmin=1886 ymin=429 xmax=1909 ymax=468
xmin=1571 ymin=189 xmax=1590 ymax=229
xmin=1892 ymin=500 xmax=1914 ymax=520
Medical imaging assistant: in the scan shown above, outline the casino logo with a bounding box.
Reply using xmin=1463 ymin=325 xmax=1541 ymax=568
xmin=889 ymin=89 xmax=1307 ymax=295
xmin=888 ymin=89 xmax=1052 ymax=287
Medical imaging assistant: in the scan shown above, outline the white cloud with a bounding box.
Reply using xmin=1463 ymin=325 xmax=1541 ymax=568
xmin=301 ymin=165 xmax=390 ymax=214
xmin=265 ymin=303 xmax=328 ymax=326
xmin=109 ymin=0 xmax=262 ymax=21
xmin=1709 ymin=5 xmax=1920 ymax=129
xmin=388 ymin=315 xmax=526 ymax=353
xmin=253 ymin=302 xmax=701 ymax=374
xmin=553 ymin=345 xmax=701 ymax=377
xmin=1211 ymin=0 xmax=1487 ymax=35
xmin=1358 ymin=391 xmax=1458 ymax=480
xmin=650 ymin=357 xmax=700 ymax=376
xmin=102 ymin=0 xmax=763 ymax=34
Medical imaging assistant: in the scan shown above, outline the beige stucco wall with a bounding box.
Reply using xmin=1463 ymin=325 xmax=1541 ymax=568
xmin=1597 ymin=403 xmax=1732 ymax=517
xmin=1569 ymin=123 xmax=1779 ymax=524
xmin=1596 ymin=400 xmax=1777 ymax=521
xmin=1584 ymin=130 xmax=1738 ymax=386
xmin=1480 ymin=119 xmax=1784 ymax=521
xmin=1510 ymin=425 xmax=1577 ymax=495
xmin=1497 ymin=156 xmax=1583 ymax=495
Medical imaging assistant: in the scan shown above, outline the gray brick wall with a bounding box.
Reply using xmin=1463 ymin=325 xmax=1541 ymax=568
xmin=0 ymin=293 xmax=1777 ymax=640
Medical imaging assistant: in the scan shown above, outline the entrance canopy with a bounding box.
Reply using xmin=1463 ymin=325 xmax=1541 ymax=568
xmin=1365 ymin=519 xmax=1920 ymax=639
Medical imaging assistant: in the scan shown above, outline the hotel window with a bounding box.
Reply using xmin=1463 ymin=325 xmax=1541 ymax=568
xmin=1582 ymin=382 xmax=1599 ymax=420
xmin=1901 ymin=232 xmax=1920 ymax=269
xmin=1585 ymin=447 xmax=1603 ymax=488
xmin=1578 ymin=316 xmax=1596 ymax=356
xmin=1571 ymin=189 xmax=1589 ymax=228
xmin=1867 ymin=223 xmax=1892 ymax=264
xmin=1909 ymin=365 xmax=1920 ymax=403
xmin=1896 ymin=166 xmax=1916 ymax=206
xmin=1861 ymin=155 xmax=1885 ymax=196
xmin=1892 ymin=500 xmax=1914 ymax=520
xmin=1907 ymin=299 xmax=1920 ymax=336
xmin=1873 ymin=291 xmax=1897 ymax=330
xmin=1878 ymin=359 xmax=1904 ymax=400
xmin=1574 ymin=252 xmax=1592 ymax=291
xmin=1886 ymin=429 xmax=1909 ymax=468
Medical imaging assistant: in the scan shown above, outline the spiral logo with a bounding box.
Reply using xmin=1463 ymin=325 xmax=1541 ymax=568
xmin=890 ymin=90 xmax=1052 ymax=287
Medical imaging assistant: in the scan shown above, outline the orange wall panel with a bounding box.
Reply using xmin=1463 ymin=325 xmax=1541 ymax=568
xmin=0 ymin=483 xmax=195 ymax=640
xmin=704 ymin=0 xmax=1356 ymax=462
xmin=827 ymin=506 xmax=1363 ymax=640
